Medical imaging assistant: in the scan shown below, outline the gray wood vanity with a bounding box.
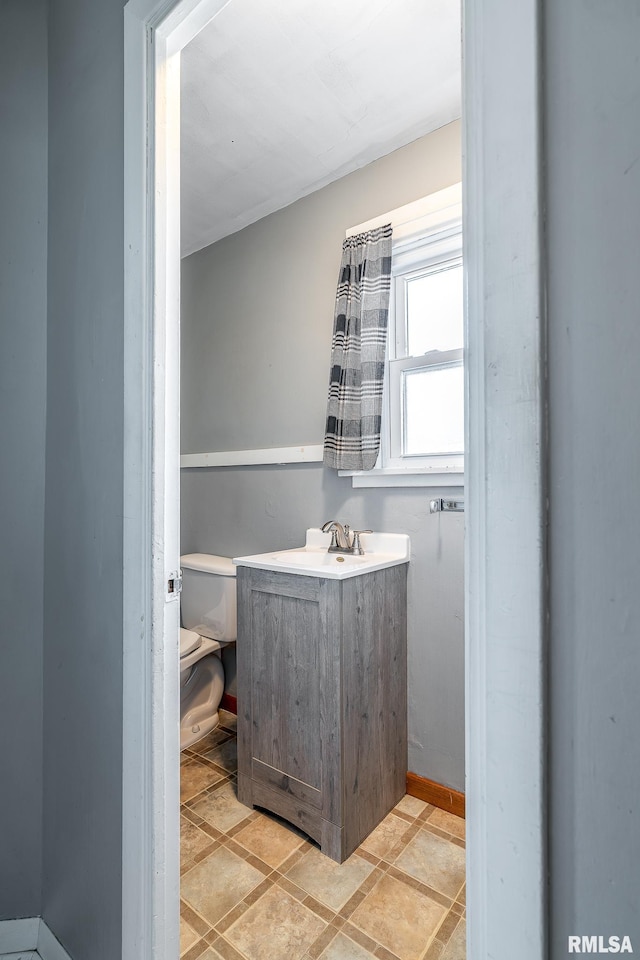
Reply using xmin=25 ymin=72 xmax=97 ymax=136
xmin=236 ymin=557 xmax=408 ymax=863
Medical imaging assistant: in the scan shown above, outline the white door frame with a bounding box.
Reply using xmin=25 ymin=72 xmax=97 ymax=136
xmin=122 ymin=0 xmax=548 ymax=957
xmin=462 ymin=1 xmax=547 ymax=956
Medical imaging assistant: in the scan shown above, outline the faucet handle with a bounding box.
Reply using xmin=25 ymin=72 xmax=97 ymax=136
xmin=351 ymin=530 xmax=373 ymax=556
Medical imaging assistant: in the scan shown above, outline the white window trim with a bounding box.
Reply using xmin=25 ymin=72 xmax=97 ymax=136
xmin=340 ymin=188 xmax=463 ymax=488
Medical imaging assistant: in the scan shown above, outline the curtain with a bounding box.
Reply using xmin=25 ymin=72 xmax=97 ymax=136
xmin=323 ymin=223 xmax=393 ymax=471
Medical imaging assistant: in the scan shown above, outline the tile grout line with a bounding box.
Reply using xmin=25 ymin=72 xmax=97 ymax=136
xmin=180 ymin=730 xmax=466 ymax=960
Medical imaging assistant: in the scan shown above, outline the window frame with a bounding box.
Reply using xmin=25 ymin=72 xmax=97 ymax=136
xmin=340 ymin=204 xmax=464 ymax=489
xmin=388 ymin=351 xmax=464 ymax=460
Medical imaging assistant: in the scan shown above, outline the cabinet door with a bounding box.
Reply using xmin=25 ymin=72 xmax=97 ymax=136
xmin=237 ymin=569 xmax=341 ymax=821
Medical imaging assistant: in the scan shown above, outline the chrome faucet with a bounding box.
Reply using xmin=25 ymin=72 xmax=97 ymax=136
xmin=321 ymin=520 xmax=373 ymax=555
xmin=321 ymin=519 xmax=351 ymax=551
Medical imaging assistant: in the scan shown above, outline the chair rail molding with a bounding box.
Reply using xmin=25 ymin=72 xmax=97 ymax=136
xmin=180 ymin=444 xmax=324 ymax=468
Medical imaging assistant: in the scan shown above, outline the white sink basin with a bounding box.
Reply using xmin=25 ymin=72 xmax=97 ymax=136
xmin=234 ymin=529 xmax=410 ymax=580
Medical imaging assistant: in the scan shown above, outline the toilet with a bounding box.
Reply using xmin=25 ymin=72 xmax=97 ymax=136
xmin=180 ymin=552 xmax=237 ymax=750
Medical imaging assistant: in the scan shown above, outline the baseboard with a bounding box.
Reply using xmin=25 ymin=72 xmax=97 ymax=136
xmin=406 ymin=771 xmax=466 ymax=818
xmin=0 ymin=919 xmax=72 ymax=960
xmin=0 ymin=917 xmax=39 ymax=956
xmin=36 ymin=922 xmax=72 ymax=960
xmin=220 ymin=692 xmax=237 ymax=714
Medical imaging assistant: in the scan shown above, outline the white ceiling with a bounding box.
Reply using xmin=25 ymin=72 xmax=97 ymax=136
xmin=180 ymin=0 xmax=461 ymax=258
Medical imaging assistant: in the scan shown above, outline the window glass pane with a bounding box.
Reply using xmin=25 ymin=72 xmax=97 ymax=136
xmin=406 ymin=263 xmax=463 ymax=356
xmin=403 ymin=364 xmax=464 ymax=456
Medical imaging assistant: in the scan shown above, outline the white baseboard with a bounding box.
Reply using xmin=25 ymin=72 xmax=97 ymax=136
xmin=36 ymin=922 xmax=72 ymax=960
xmin=0 ymin=919 xmax=39 ymax=954
xmin=0 ymin=919 xmax=72 ymax=960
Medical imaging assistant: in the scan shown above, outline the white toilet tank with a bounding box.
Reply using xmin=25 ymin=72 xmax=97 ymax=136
xmin=180 ymin=553 xmax=237 ymax=643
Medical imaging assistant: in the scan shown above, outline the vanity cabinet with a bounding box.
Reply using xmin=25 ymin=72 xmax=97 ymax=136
xmin=236 ymin=563 xmax=407 ymax=863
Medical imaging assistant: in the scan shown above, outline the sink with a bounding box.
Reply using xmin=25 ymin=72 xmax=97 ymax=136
xmin=234 ymin=529 xmax=410 ymax=580
xmin=271 ymin=550 xmax=371 ymax=570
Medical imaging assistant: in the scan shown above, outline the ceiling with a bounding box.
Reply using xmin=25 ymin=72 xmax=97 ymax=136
xmin=180 ymin=0 xmax=461 ymax=258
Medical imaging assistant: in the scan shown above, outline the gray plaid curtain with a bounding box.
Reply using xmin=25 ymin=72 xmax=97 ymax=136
xmin=323 ymin=223 xmax=393 ymax=471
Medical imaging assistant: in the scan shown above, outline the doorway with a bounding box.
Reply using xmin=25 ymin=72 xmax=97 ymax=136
xmin=123 ymin=1 xmax=548 ymax=958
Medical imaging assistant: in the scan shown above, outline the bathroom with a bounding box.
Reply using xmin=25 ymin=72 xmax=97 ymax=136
xmin=176 ymin=4 xmax=465 ymax=959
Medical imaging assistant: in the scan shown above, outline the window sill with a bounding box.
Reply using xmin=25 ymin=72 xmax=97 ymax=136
xmin=338 ymin=468 xmax=464 ymax=489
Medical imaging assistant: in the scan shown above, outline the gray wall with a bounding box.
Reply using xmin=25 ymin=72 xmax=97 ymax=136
xmin=181 ymin=466 xmax=465 ymax=789
xmin=180 ymin=124 xmax=465 ymax=791
xmin=545 ymin=1 xmax=640 ymax=952
xmin=182 ymin=124 xmax=461 ymax=455
xmin=42 ymin=0 xmax=125 ymax=956
xmin=0 ymin=0 xmax=47 ymax=921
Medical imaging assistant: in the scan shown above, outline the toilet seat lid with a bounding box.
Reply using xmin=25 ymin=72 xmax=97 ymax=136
xmin=180 ymin=627 xmax=202 ymax=658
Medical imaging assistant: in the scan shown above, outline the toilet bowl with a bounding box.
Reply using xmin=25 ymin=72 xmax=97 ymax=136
xmin=180 ymin=553 xmax=237 ymax=750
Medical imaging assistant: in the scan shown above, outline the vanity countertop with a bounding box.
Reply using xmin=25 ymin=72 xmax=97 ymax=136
xmin=234 ymin=528 xmax=410 ymax=580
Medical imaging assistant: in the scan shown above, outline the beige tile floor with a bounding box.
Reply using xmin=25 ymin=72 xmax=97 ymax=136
xmin=180 ymin=711 xmax=466 ymax=960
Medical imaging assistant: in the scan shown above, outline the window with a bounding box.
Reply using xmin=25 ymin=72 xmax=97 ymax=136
xmin=340 ymin=188 xmax=464 ymax=488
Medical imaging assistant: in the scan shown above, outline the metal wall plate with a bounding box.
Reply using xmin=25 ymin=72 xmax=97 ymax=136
xmin=429 ymin=497 xmax=464 ymax=513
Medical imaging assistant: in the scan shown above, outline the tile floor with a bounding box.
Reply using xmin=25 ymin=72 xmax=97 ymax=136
xmin=180 ymin=711 xmax=466 ymax=960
